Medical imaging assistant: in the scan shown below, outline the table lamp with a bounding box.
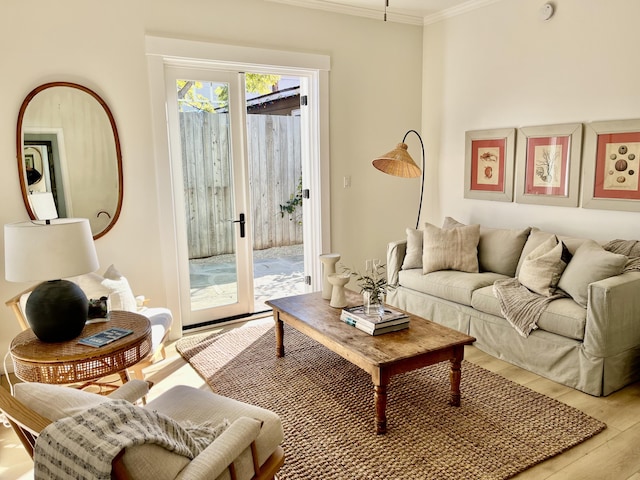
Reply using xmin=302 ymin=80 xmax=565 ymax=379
xmin=372 ymin=129 xmax=425 ymax=229
xmin=4 ymin=218 xmax=99 ymax=342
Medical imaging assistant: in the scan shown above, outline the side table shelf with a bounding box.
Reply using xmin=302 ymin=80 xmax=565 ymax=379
xmin=10 ymin=310 xmax=152 ymax=386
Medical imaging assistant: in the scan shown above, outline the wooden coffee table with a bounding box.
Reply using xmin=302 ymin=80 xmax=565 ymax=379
xmin=266 ymin=291 xmax=476 ymax=434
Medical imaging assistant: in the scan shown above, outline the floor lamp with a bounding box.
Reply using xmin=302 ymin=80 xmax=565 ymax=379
xmin=372 ymin=129 xmax=425 ymax=229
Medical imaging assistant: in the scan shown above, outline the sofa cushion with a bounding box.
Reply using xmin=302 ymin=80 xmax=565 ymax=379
xmin=442 ymin=217 xmax=530 ymax=277
xmin=516 ymin=229 xmax=587 ymax=275
xmin=518 ymin=235 xmax=571 ymax=296
xmin=558 ymin=240 xmax=627 ymax=308
xmin=471 ymin=285 xmax=587 ymax=340
xmin=401 ymin=227 xmax=423 ymax=270
xmin=423 ymin=223 xmax=480 ymax=274
xmin=399 ymin=269 xmax=507 ymax=306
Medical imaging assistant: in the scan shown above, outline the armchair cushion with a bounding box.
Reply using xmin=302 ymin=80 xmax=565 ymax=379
xmin=13 ymin=379 xmax=149 ymax=421
xmin=138 ymin=385 xmax=284 ymax=480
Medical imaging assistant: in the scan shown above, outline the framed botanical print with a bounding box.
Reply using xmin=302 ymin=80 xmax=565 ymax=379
xmin=514 ymin=123 xmax=582 ymax=207
xmin=464 ymin=128 xmax=515 ymax=202
xmin=582 ymin=119 xmax=640 ymax=211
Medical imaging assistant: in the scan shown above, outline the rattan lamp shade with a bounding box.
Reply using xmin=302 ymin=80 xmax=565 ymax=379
xmin=372 ymin=142 xmax=421 ymax=178
xmin=372 ymin=130 xmax=426 ymax=230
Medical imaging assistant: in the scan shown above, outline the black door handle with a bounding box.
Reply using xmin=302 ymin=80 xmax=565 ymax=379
xmin=232 ymin=213 xmax=246 ymax=238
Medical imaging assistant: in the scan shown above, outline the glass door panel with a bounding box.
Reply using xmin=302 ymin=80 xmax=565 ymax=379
xmin=166 ymin=68 xmax=251 ymax=326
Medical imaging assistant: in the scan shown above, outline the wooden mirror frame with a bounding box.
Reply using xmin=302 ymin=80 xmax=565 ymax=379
xmin=16 ymin=82 xmax=123 ymax=240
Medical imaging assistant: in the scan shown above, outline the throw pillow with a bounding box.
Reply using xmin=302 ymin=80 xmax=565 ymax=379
xmin=422 ymin=223 xmax=480 ymax=274
xmin=401 ymin=227 xmax=423 ymax=270
xmin=71 ymin=265 xmax=137 ymax=312
xmin=518 ymin=235 xmax=572 ymax=296
xmin=558 ymin=240 xmax=627 ymax=308
xmin=441 ymin=217 xmax=530 ymax=277
xmin=103 ymin=265 xmax=138 ymax=312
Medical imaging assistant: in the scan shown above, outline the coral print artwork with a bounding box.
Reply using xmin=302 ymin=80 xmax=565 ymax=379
xmin=524 ymin=136 xmax=570 ymax=197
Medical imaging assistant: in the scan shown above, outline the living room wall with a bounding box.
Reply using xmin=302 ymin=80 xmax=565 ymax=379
xmin=422 ymin=0 xmax=640 ymax=241
xmin=0 ymin=0 xmax=422 ymax=357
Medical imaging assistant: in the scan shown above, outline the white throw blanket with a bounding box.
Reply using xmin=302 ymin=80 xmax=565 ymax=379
xmin=34 ymin=399 xmax=229 ymax=480
xmin=493 ymin=278 xmax=567 ymax=337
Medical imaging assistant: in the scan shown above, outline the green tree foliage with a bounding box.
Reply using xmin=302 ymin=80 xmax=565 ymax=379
xmin=177 ymin=74 xmax=281 ymax=112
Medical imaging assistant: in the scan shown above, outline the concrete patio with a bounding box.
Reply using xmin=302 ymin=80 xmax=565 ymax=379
xmin=189 ymin=244 xmax=305 ymax=312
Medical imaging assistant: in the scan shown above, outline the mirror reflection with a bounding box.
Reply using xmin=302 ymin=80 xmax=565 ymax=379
xmin=17 ymin=82 xmax=123 ymax=239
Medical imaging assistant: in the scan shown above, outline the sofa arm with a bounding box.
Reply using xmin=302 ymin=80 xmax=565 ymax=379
xmin=584 ymin=271 xmax=640 ymax=358
xmin=175 ymin=417 xmax=262 ymax=480
xmin=387 ymin=239 xmax=407 ymax=287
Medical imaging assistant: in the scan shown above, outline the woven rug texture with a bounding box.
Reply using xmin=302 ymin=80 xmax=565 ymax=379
xmin=176 ymin=321 xmax=606 ymax=480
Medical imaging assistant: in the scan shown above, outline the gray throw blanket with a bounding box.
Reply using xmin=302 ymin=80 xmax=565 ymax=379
xmin=604 ymin=239 xmax=640 ymax=272
xmin=34 ymin=399 xmax=229 ymax=480
xmin=493 ymin=278 xmax=567 ymax=338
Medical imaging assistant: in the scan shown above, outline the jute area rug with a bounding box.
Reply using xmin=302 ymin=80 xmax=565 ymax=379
xmin=176 ymin=321 xmax=606 ymax=480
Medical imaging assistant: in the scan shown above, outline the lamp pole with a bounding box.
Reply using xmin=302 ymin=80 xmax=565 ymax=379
xmin=401 ymin=130 xmax=425 ymax=230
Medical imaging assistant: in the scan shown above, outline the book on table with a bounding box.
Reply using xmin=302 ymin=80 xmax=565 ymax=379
xmin=340 ymin=305 xmax=409 ymax=335
xmin=341 ymin=315 xmax=409 ymax=335
xmin=78 ymin=327 xmax=133 ymax=348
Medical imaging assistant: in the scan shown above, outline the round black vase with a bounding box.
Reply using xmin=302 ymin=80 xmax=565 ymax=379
xmin=25 ymin=280 xmax=88 ymax=343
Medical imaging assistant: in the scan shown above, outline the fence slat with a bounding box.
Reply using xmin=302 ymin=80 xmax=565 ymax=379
xmin=181 ymin=112 xmax=302 ymax=258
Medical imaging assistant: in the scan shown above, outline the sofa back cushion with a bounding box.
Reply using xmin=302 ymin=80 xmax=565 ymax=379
xmin=442 ymin=217 xmax=530 ymax=277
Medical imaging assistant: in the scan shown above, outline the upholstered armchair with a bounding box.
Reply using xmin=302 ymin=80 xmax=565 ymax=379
xmin=0 ymin=380 xmax=285 ymax=480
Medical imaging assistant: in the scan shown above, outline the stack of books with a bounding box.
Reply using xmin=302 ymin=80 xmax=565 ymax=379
xmin=340 ymin=305 xmax=409 ymax=336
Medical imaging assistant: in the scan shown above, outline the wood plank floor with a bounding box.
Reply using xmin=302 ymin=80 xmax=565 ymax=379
xmin=2 ymin=317 xmax=640 ymax=479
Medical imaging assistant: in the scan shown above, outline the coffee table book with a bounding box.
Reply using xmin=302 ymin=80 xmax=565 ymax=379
xmin=341 ymin=305 xmax=407 ymax=325
xmin=340 ymin=306 xmax=409 ymax=335
xmin=341 ymin=316 xmax=409 ymax=335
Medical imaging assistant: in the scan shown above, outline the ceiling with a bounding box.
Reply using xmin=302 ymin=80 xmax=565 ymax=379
xmin=266 ymin=0 xmax=499 ymax=25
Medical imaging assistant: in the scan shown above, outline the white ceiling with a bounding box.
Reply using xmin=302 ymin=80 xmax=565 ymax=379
xmin=266 ymin=0 xmax=500 ymax=25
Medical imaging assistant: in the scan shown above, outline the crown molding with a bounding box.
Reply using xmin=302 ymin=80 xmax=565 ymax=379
xmin=422 ymin=0 xmax=503 ymax=25
xmin=265 ymin=0 xmax=425 ymax=26
xmin=266 ymin=0 xmax=501 ymax=26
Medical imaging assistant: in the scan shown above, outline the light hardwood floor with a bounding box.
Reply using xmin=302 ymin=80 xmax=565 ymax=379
xmin=2 ymin=317 xmax=640 ymax=479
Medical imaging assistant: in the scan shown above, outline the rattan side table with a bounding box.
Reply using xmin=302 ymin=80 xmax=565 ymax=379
xmin=10 ymin=310 xmax=152 ymax=386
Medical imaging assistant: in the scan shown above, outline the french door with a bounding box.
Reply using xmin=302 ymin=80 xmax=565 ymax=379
xmin=165 ymin=67 xmax=253 ymax=325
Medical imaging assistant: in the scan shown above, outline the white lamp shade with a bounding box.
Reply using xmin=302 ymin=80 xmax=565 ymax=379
xmin=4 ymin=218 xmax=99 ymax=282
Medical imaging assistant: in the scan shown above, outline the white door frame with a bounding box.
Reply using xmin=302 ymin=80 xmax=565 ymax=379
xmin=146 ymin=36 xmax=331 ymax=334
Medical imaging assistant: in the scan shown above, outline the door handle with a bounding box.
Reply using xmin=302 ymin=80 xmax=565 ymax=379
xmin=232 ymin=213 xmax=246 ymax=238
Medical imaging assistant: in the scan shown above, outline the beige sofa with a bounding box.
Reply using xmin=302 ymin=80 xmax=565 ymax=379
xmin=386 ymin=219 xmax=640 ymax=396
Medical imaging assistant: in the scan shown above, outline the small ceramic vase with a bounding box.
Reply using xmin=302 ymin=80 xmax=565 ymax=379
xmin=328 ymin=273 xmax=350 ymax=308
xmin=319 ymin=253 xmax=341 ymax=300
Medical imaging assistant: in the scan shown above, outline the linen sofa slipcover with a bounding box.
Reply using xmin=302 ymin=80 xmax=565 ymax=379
xmin=386 ymin=223 xmax=640 ymax=396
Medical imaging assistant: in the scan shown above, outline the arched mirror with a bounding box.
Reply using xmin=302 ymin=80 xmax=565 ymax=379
xmin=17 ymin=82 xmax=123 ymax=240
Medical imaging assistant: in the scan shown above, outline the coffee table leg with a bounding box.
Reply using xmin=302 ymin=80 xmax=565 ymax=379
xmin=274 ymin=311 xmax=285 ymax=358
xmin=374 ymin=384 xmax=387 ymax=434
xmin=450 ymin=346 xmax=463 ymax=407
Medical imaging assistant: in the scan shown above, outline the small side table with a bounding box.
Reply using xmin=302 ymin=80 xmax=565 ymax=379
xmin=10 ymin=311 xmax=152 ymax=387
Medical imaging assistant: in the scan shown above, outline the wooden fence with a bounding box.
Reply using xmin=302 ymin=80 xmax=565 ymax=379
xmin=180 ymin=112 xmax=302 ymax=259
